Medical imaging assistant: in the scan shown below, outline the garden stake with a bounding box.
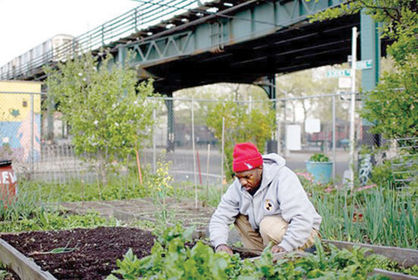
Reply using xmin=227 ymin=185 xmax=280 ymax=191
xmin=196 ymin=148 xmax=202 ymax=185
xmin=135 ymin=149 xmax=143 ymax=185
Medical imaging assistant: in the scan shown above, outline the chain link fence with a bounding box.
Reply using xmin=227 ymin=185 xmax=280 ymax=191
xmin=136 ymin=94 xmax=360 ymax=185
xmin=1 ymin=90 xmax=394 ymax=186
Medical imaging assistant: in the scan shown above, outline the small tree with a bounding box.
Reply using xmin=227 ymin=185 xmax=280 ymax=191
xmin=45 ymin=53 xmax=156 ymax=185
xmin=311 ymin=0 xmax=417 ymax=139
xmin=206 ymin=99 xmax=275 ymax=178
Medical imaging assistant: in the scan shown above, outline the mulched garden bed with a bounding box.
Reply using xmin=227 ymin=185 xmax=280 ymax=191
xmin=1 ymin=227 xmax=155 ymax=280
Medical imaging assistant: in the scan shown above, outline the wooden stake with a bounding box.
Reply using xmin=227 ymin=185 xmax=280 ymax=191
xmin=135 ymin=149 xmax=143 ymax=185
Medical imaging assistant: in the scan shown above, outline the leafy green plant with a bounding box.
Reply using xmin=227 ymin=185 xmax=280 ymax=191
xmin=108 ymin=225 xmax=403 ymax=279
xmin=150 ymin=161 xmax=176 ymax=232
xmin=0 ymin=262 xmax=11 ymax=280
xmin=309 ymin=153 xmax=330 ymax=162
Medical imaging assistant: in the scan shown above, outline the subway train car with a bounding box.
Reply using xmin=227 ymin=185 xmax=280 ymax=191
xmin=0 ymin=34 xmax=75 ymax=80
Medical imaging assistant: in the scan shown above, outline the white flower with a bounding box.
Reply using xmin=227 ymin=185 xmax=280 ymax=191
xmin=133 ymin=100 xmax=138 ymax=105
xmin=115 ymin=122 xmax=119 ymax=127
xmin=82 ymin=78 xmax=87 ymax=82
xmin=112 ymin=103 xmax=117 ymax=109
xmin=93 ymin=120 xmax=98 ymax=126
xmin=78 ymin=72 xmax=83 ymax=76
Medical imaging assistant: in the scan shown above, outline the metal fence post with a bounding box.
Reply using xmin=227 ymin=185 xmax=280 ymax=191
xmin=30 ymin=93 xmax=34 ymax=178
xmin=152 ymin=107 xmax=156 ymax=173
xmin=332 ymin=95 xmax=336 ymax=180
xmin=191 ymin=98 xmax=198 ymax=208
xmin=47 ymin=92 xmax=54 ymax=141
xmin=221 ymin=117 xmax=225 ymax=195
xmin=206 ymin=144 xmax=211 ymax=201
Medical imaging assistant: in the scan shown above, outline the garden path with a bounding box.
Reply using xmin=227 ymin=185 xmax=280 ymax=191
xmin=61 ymin=198 xmax=215 ymax=232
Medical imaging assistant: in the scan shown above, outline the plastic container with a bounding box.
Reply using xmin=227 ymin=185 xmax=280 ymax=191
xmin=306 ymin=161 xmax=333 ymax=184
xmin=0 ymin=159 xmax=18 ymax=207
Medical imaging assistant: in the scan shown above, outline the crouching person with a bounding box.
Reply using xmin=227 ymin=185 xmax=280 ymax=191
xmin=209 ymin=142 xmax=321 ymax=255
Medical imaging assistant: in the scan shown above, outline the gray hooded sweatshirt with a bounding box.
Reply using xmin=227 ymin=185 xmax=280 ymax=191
xmin=209 ymin=153 xmax=322 ymax=252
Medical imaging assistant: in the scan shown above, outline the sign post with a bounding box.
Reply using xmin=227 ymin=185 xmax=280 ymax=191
xmin=349 ymin=27 xmax=358 ymax=188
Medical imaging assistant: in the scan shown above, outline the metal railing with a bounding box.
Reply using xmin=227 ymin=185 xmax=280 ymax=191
xmin=0 ymin=0 xmax=212 ymax=80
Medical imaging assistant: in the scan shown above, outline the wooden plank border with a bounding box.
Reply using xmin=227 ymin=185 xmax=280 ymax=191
xmin=372 ymin=269 xmax=418 ymax=280
xmin=324 ymin=240 xmax=418 ymax=268
xmin=0 ymin=238 xmax=57 ymax=280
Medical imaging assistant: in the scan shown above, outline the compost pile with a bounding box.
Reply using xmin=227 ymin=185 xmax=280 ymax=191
xmin=1 ymin=227 xmax=155 ymax=280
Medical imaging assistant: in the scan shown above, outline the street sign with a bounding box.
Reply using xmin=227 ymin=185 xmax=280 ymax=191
xmin=338 ymin=77 xmax=352 ymax=88
xmin=356 ymin=59 xmax=372 ymax=70
xmin=326 ymin=69 xmax=351 ymax=78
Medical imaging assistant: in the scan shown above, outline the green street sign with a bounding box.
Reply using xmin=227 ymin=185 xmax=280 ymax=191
xmin=356 ymin=59 xmax=373 ymax=70
xmin=326 ymin=69 xmax=351 ymax=78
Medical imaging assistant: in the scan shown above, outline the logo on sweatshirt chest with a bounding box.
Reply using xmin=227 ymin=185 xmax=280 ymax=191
xmin=264 ymin=199 xmax=274 ymax=212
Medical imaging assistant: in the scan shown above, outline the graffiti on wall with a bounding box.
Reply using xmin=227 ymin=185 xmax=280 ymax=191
xmin=0 ymin=81 xmax=42 ymax=162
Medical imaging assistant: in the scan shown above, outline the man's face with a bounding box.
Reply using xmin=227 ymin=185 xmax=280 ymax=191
xmin=235 ymin=166 xmax=263 ymax=194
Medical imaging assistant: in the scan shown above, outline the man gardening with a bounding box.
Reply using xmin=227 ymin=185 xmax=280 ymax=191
xmin=209 ymin=142 xmax=321 ymax=255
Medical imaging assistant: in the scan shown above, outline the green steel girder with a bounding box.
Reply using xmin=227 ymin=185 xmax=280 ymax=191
xmin=120 ymin=0 xmax=343 ymax=69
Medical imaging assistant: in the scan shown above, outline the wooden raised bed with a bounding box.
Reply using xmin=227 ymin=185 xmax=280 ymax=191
xmin=0 ymin=227 xmax=155 ymax=280
xmin=0 ymin=238 xmax=56 ymax=280
xmin=323 ymin=240 xmax=418 ymax=280
xmin=0 ymin=229 xmax=416 ymax=280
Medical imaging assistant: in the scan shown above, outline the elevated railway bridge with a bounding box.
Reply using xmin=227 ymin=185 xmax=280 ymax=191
xmin=1 ymin=0 xmax=383 ymax=149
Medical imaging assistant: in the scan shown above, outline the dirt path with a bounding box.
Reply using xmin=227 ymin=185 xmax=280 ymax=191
xmin=60 ymin=198 xmax=215 ymax=232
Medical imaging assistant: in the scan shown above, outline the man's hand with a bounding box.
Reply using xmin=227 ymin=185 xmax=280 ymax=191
xmin=271 ymin=245 xmax=287 ymax=254
xmin=216 ymin=244 xmax=233 ymax=256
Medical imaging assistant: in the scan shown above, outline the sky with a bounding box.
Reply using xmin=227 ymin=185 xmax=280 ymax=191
xmin=0 ymin=0 xmax=140 ymax=66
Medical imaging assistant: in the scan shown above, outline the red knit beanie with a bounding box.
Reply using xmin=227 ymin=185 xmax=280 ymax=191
xmin=232 ymin=142 xmax=263 ymax=172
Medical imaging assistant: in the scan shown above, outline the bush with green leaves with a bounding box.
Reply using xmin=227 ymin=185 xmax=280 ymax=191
xmin=309 ymin=153 xmax=330 ymax=162
xmin=206 ymin=100 xmax=275 ymax=178
xmin=45 ymin=52 xmax=156 ymax=185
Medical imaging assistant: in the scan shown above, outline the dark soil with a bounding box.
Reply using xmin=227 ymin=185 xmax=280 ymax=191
xmin=1 ymin=227 xmax=155 ymax=280
xmin=1 ymin=226 xmax=258 ymax=280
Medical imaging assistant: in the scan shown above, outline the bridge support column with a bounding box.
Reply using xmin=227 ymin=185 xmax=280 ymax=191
xmin=358 ymin=12 xmax=381 ymax=185
xmin=165 ymin=93 xmax=175 ymax=152
xmin=258 ymin=75 xmax=278 ymax=153
xmin=360 ymin=12 xmax=381 ymax=147
xmin=117 ymin=45 xmax=127 ymax=66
